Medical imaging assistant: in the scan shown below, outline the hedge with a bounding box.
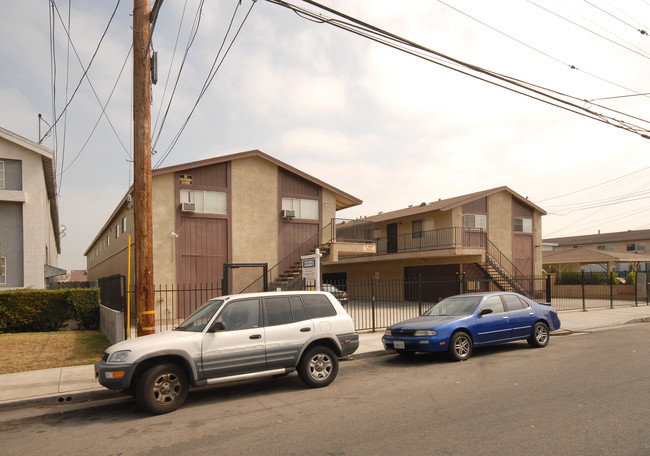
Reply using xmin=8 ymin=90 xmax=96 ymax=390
xmin=0 ymin=287 xmax=100 ymax=333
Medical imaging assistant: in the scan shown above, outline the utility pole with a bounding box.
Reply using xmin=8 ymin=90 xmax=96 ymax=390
xmin=133 ymin=0 xmax=154 ymax=336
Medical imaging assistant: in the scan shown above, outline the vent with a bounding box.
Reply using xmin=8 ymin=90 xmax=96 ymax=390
xmin=181 ymin=202 xmax=196 ymax=212
xmin=281 ymin=209 xmax=296 ymax=218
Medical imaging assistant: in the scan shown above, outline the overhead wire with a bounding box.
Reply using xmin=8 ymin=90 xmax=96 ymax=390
xmin=153 ymin=0 xmax=258 ymax=169
xmin=41 ymin=0 xmax=121 ymax=143
xmin=265 ymin=0 xmax=650 ymax=140
xmin=583 ymin=0 xmax=648 ymax=35
xmin=435 ymin=0 xmax=650 ymax=101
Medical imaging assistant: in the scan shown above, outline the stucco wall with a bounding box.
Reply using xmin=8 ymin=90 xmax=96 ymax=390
xmin=487 ymin=192 xmax=513 ymax=259
xmin=152 ymin=173 xmax=177 ymax=286
xmin=322 ymin=188 xmax=337 ymax=242
xmin=0 ymin=138 xmax=56 ymax=288
xmin=231 ymin=156 xmax=279 ymax=291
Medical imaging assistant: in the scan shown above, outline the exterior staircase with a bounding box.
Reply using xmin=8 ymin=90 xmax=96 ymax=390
xmin=476 ymin=237 xmax=533 ymax=297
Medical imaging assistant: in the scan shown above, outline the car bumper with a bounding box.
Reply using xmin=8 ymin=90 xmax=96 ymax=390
xmin=382 ymin=335 xmax=448 ymax=353
xmin=338 ymin=333 xmax=359 ymax=356
xmin=94 ymin=360 xmax=138 ymax=391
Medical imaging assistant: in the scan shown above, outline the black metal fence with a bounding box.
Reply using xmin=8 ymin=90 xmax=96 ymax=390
xmin=111 ymin=272 xmax=648 ymax=335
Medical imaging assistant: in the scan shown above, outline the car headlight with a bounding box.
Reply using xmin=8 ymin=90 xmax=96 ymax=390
xmin=414 ymin=330 xmax=437 ymax=336
xmin=108 ymin=350 xmax=131 ymax=363
xmin=384 ymin=329 xmax=392 ymax=336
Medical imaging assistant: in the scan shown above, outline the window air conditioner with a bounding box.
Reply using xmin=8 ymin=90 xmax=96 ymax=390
xmin=181 ymin=202 xmax=196 ymax=212
xmin=282 ymin=209 xmax=296 ymax=218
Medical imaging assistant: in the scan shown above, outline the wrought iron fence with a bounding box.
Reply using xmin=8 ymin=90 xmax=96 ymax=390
xmin=116 ymin=272 xmax=648 ymax=335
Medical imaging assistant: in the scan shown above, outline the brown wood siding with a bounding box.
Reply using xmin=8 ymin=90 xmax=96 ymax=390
xmin=279 ymin=168 xmax=319 ymax=197
xmin=463 ymin=197 xmax=487 ymax=214
xmin=279 ymin=221 xmax=319 ymax=266
xmin=178 ymin=217 xmax=228 ymax=285
xmin=180 ymin=162 xmax=228 ymax=189
xmin=512 ymin=198 xmax=533 ymax=217
xmin=513 ymin=234 xmax=533 ymax=278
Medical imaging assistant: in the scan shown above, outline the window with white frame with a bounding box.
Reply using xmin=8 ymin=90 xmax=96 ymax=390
xmin=0 ymin=161 xmax=4 ymax=189
xmin=106 ymin=234 xmax=110 ymax=247
xmin=115 ymin=223 xmax=120 ymax=239
xmin=412 ymin=219 xmax=423 ymax=239
xmin=180 ymin=189 xmax=227 ymax=214
xmin=0 ymin=257 xmax=6 ymax=285
xmin=122 ymin=215 xmax=127 ymax=233
xmin=514 ymin=217 xmax=533 ymax=233
xmin=282 ymin=198 xmax=318 ymax=220
xmin=464 ymin=214 xmax=486 ymax=230
xmin=597 ymin=245 xmax=615 ymax=251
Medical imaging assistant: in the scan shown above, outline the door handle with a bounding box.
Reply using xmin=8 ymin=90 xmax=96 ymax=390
xmin=249 ymin=334 xmax=262 ymax=340
xmin=300 ymin=327 xmax=312 ymax=332
xmin=502 ymin=316 xmax=509 ymax=320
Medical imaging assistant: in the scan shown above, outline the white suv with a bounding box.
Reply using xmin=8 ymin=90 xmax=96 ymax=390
xmin=95 ymin=291 xmax=359 ymax=414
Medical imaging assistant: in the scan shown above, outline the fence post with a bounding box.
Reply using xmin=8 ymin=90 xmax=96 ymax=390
xmin=609 ymin=272 xmax=614 ymax=309
xmin=634 ymin=271 xmax=638 ymax=307
xmin=546 ymin=274 xmax=552 ymax=303
xmin=418 ymin=274 xmax=422 ymax=315
xmin=371 ymin=276 xmax=376 ymax=332
xmin=581 ymin=271 xmax=586 ymax=312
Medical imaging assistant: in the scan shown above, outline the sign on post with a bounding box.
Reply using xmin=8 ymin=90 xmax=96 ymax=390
xmin=301 ymin=248 xmax=322 ymax=290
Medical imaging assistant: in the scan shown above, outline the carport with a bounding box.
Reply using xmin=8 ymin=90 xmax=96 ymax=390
xmin=542 ymin=248 xmax=650 ymax=274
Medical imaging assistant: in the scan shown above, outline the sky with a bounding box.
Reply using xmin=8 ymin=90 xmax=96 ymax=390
xmin=1 ymin=0 xmax=649 ymax=271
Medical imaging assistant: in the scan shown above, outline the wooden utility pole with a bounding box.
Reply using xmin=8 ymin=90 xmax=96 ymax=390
xmin=133 ymin=0 xmax=154 ymax=336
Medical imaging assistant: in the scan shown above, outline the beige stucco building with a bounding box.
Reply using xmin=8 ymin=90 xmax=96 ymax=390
xmin=322 ymin=186 xmax=546 ymax=300
xmin=85 ymin=150 xmax=363 ymax=310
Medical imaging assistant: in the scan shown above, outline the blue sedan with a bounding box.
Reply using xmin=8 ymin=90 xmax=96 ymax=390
xmin=382 ymin=292 xmax=561 ymax=361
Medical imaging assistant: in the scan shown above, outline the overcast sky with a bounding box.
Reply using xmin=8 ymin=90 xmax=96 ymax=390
xmin=1 ymin=0 xmax=649 ymax=271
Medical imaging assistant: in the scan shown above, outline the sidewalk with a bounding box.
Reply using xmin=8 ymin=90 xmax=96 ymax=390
xmin=1 ymin=305 xmax=649 ymax=412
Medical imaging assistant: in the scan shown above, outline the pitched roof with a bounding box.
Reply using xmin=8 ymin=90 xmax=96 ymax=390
xmin=365 ymin=186 xmax=546 ymax=223
xmin=543 ymin=229 xmax=650 ymax=246
xmin=153 ymin=149 xmax=362 ymax=210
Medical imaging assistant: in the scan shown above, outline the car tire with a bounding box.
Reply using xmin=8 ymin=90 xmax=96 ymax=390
xmin=528 ymin=321 xmax=550 ymax=348
xmin=448 ymin=331 xmax=472 ymax=362
xmin=297 ymin=346 xmax=339 ymax=388
xmin=136 ymin=363 xmax=189 ymax=414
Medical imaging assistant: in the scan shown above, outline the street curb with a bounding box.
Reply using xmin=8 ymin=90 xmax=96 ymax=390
xmin=0 ymin=388 xmax=125 ymax=413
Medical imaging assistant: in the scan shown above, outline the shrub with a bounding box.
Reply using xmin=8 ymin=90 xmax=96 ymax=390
xmin=0 ymin=288 xmax=100 ymax=333
xmin=68 ymin=288 xmax=101 ymax=329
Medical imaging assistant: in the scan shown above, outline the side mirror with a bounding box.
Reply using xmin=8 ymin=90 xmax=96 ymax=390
xmin=479 ymin=308 xmax=493 ymax=317
xmin=208 ymin=321 xmax=226 ymax=333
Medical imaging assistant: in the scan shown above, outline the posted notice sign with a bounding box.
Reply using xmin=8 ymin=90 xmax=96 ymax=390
xmin=302 ymin=258 xmax=317 ymax=280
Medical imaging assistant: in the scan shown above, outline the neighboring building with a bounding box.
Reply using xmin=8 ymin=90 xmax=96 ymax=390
xmin=0 ymin=127 xmax=62 ymax=289
xmin=85 ymin=150 xmax=364 ymax=311
xmin=57 ymin=269 xmax=88 ymax=283
xmin=543 ymin=229 xmax=650 ymax=274
xmin=322 ymin=186 xmax=546 ymax=300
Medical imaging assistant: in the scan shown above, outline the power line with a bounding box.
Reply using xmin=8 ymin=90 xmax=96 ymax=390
xmin=153 ymin=0 xmax=258 ymax=169
xmin=265 ymin=0 xmax=650 ymax=140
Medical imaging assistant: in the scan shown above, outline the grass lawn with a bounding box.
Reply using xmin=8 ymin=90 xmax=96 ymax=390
xmin=0 ymin=330 xmax=111 ymax=375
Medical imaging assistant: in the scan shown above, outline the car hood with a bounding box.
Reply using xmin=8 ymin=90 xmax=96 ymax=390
xmin=389 ymin=315 xmax=467 ymax=330
xmin=106 ymin=329 xmax=200 ymax=353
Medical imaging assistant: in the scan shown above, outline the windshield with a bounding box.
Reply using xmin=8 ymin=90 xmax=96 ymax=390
xmin=423 ymin=295 xmax=483 ymax=317
xmin=175 ymin=299 xmax=225 ymax=332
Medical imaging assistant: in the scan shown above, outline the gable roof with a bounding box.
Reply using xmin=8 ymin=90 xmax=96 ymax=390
xmin=544 ymin=229 xmax=650 ymax=246
xmin=154 ymin=149 xmax=362 ymax=211
xmin=365 ymin=186 xmax=546 ymax=223
xmin=0 ymin=127 xmax=61 ymax=253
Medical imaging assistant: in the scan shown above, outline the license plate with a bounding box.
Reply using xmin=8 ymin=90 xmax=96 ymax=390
xmin=394 ymin=340 xmax=405 ymax=349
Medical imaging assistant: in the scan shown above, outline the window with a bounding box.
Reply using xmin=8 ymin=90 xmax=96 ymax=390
xmin=0 ymin=161 xmax=4 ymax=189
xmin=265 ymin=296 xmax=293 ymax=326
xmin=180 ymin=189 xmax=227 ymax=215
xmin=627 ymin=243 xmax=646 ymax=252
xmin=115 ymin=224 xmax=120 ymax=239
xmin=0 ymin=257 xmax=5 ymax=285
xmin=215 ymin=299 xmax=260 ymax=331
xmin=412 ymin=219 xmax=423 ymax=239
xmin=282 ymin=198 xmax=318 ymax=220
xmin=597 ymin=245 xmax=614 ymax=251
xmin=514 ymin=217 xmax=533 ymax=233
xmin=106 ymin=234 xmax=110 ymax=247
xmin=290 ymin=296 xmax=308 ymax=322
xmin=464 ymin=214 xmax=486 ymax=230
xmin=302 ymin=294 xmax=336 ymax=319
xmin=480 ymin=296 xmax=505 ymax=314
xmin=502 ymin=294 xmax=528 ymax=311
xmin=122 ymin=216 xmax=127 ymax=233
